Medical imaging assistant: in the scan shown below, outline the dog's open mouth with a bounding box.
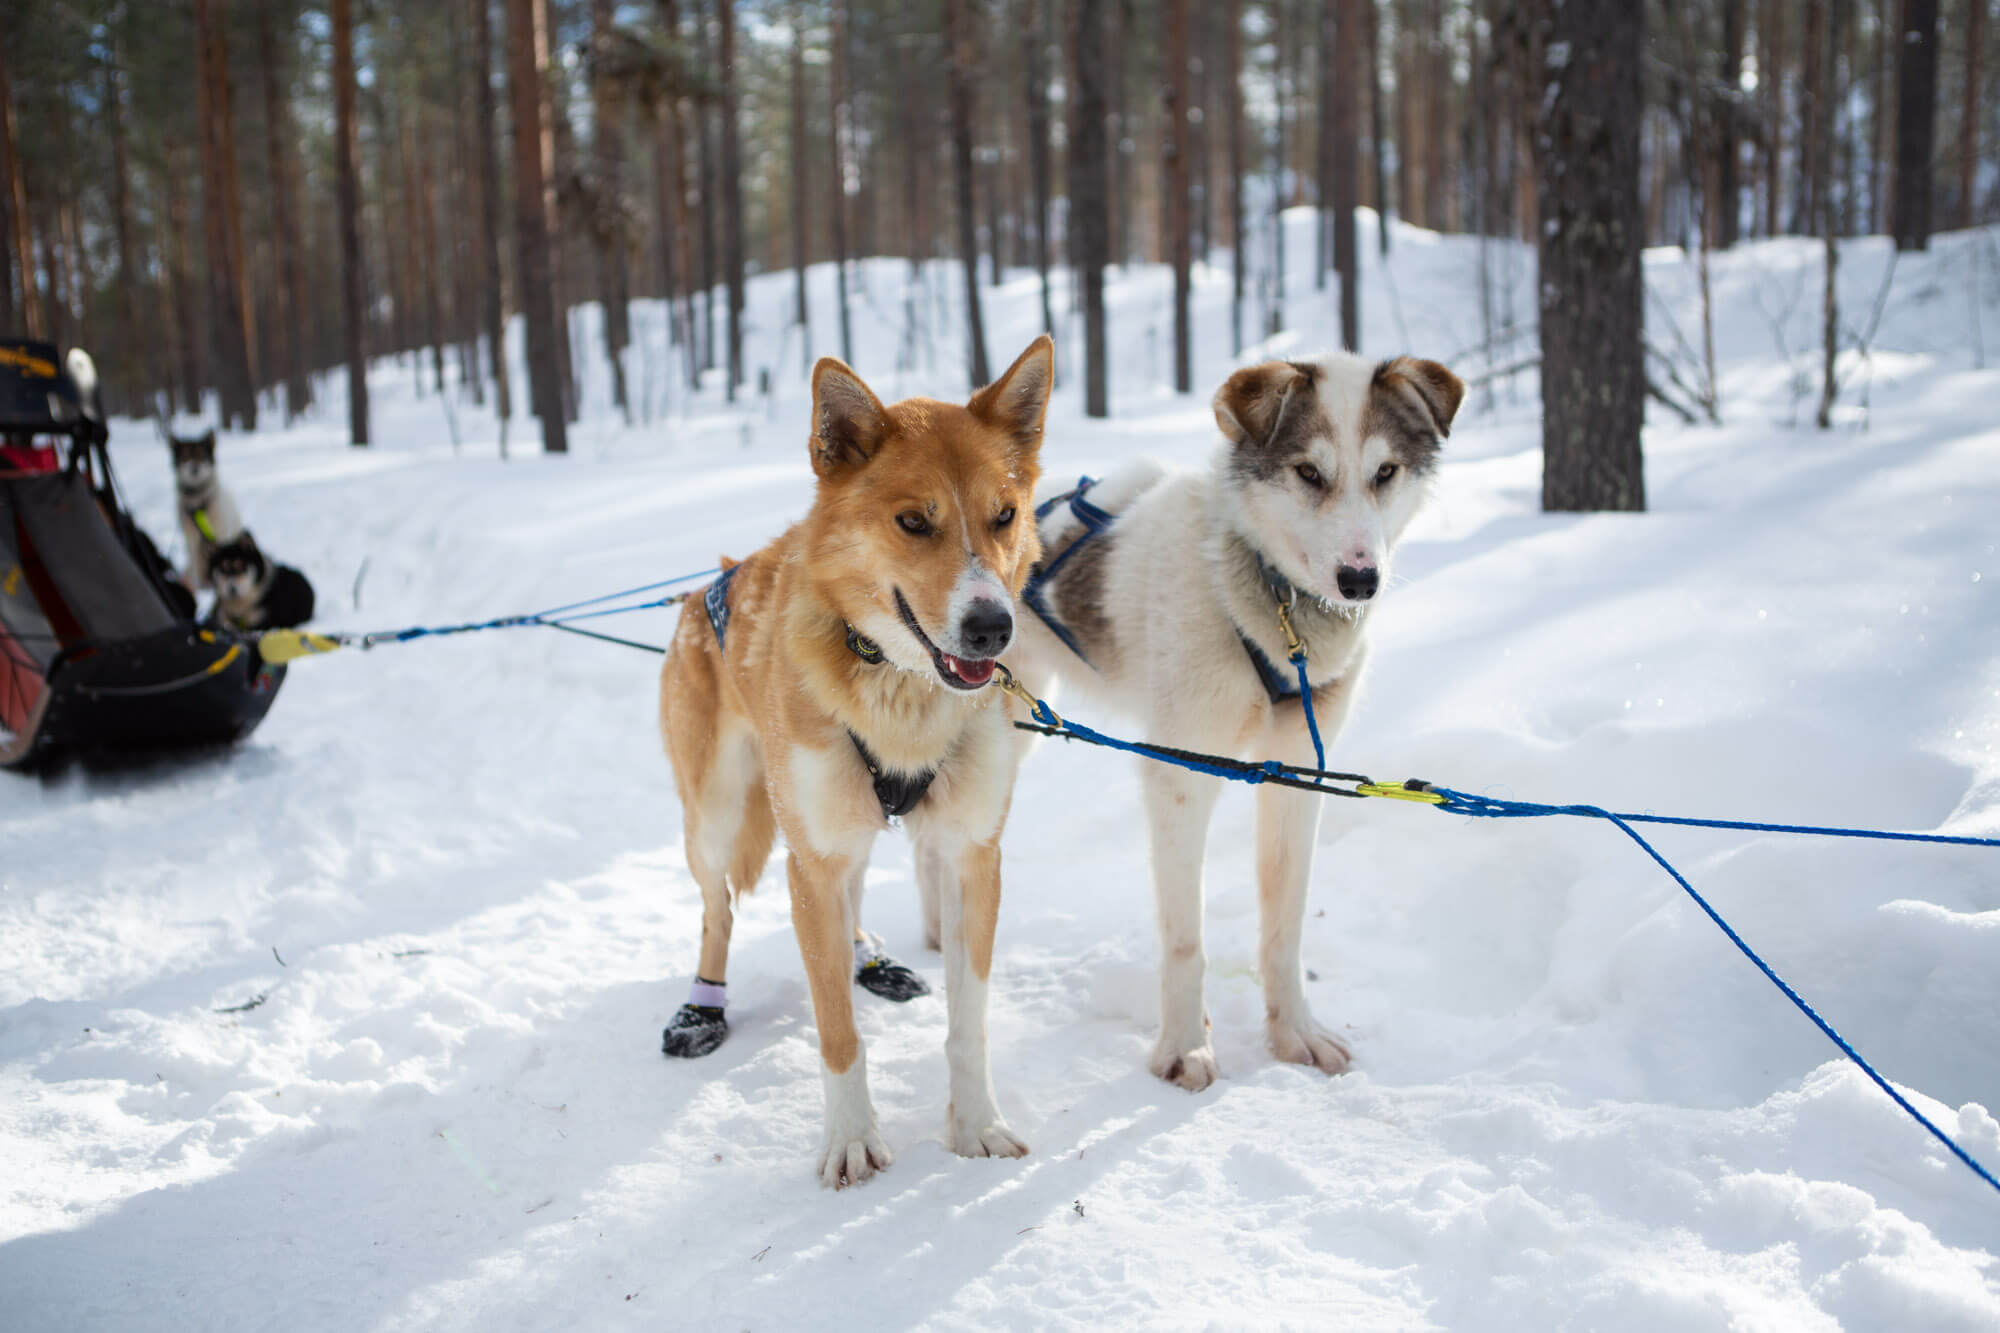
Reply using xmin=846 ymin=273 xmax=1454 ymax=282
xmin=893 ymin=589 xmax=997 ymax=690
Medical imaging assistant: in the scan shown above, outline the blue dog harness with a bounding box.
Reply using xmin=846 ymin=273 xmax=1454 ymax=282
xmin=1021 ymin=476 xmax=1307 ymax=705
xmin=703 ymin=562 xmax=935 ymax=820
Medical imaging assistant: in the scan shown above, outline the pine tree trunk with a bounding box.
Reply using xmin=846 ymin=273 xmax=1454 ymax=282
xmin=1226 ymin=0 xmax=1246 ymax=351
xmin=1109 ymin=0 xmax=1129 ymax=265
xmin=652 ymin=0 xmax=693 ymax=391
xmin=1272 ymin=0 xmax=1289 ymax=335
xmin=333 ymin=0 xmax=370 ymax=444
xmin=719 ymin=0 xmax=745 ymax=398
xmin=541 ymin=0 xmax=578 ymax=424
xmin=1537 ymin=0 xmax=1645 ymax=511
xmin=257 ymin=7 xmax=309 ymax=420
xmin=1428 ymin=0 xmax=1451 ymax=231
xmin=1316 ymin=0 xmax=1333 ymax=289
xmin=1332 ymin=0 xmax=1360 ymax=349
xmin=1761 ymin=0 xmax=1783 ymax=235
xmin=0 ymin=30 xmax=39 ymax=339
xmin=1369 ymin=0 xmax=1390 ymax=255
xmin=1717 ymin=0 xmax=1743 ymax=247
xmin=789 ymin=10 xmax=810 ymax=339
xmin=695 ymin=0 xmax=718 ymax=375
xmin=1024 ymin=0 xmax=1055 ymax=339
xmin=830 ymin=0 xmax=855 ymax=364
xmin=1800 ymin=0 xmax=1826 ymax=234
xmin=506 ymin=0 xmax=567 ymax=451
xmin=1958 ymin=0 xmax=1982 ymax=229
xmin=416 ymin=110 xmax=448 ymax=397
xmin=1167 ymin=0 xmax=1193 ymax=391
xmin=1072 ymin=0 xmax=1111 ymax=416
xmin=590 ymin=0 xmax=632 ymax=419
xmin=195 ymin=0 xmax=257 ymax=430
xmin=1892 ymin=0 xmax=1939 ymax=248
xmin=1819 ymin=0 xmax=1843 ymax=425
xmin=473 ymin=0 xmax=512 ymax=430
xmin=945 ymin=0 xmax=993 ymax=388
xmin=450 ymin=14 xmax=484 ymax=408
xmin=105 ymin=52 xmax=142 ymax=410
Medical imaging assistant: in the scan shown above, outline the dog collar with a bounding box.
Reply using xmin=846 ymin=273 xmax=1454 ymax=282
xmin=844 ymin=624 xmax=884 ymax=663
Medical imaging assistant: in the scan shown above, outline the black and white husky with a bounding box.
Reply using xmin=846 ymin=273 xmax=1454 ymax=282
xmin=209 ymin=531 xmax=315 ymax=632
xmin=997 ymin=351 xmax=1464 ymax=1091
xmin=169 ymin=429 xmax=244 ymax=590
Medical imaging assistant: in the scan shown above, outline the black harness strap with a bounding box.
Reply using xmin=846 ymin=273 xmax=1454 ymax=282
xmin=848 ymin=732 xmax=935 ymax=819
xmin=1020 ymin=477 xmax=1115 ymax=666
xmin=1022 ymin=475 xmax=1306 ymax=706
xmin=703 ymin=563 xmax=936 ymax=822
xmin=1240 ymin=552 xmax=1307 ymax=704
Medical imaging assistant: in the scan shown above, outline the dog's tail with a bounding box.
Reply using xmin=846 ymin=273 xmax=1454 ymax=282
xmin=729 ymin=781 xmax=776 ymax=898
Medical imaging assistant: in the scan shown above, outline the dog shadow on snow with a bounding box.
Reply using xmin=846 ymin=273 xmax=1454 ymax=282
xmin=0 ymin=830 xmax=1215 ymax=1332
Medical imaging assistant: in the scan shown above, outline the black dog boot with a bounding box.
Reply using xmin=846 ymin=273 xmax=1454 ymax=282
xmin=662 ymin=977 xmax=729 ymax=1057
xmin=854 ymin=936 xmax=931 ymax=1002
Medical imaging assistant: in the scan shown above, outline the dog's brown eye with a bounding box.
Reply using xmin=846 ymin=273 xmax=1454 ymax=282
xmin=1374 ymin=462 xmax=1399 ymax=486
xmin=1294 ymin=462 xmax=1324 ymax=488
xmin=994 ymin=506 xmax=1016 ymax=528
xmin=897 ymin=511 xmax=931 ymax=536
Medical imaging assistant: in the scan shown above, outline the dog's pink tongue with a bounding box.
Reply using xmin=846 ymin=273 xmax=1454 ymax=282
xmin=943 ymin=655 xmax=997 ymax=686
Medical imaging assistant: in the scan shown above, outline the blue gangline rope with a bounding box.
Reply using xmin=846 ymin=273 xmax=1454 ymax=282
xmin=1020 ymin=678 xmax=2000 ymax=1200
xmin=350 ymin=569 xmax=718 ymax=649
xmin=1433 ymin=788 xmax=2000 ymax=848
xmin=1518 ymin=799 xmax=2000 ymax=1199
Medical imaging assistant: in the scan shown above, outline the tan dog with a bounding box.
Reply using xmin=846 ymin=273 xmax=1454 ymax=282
xmin=658 ymin=336 xmax=1053 ymax=1188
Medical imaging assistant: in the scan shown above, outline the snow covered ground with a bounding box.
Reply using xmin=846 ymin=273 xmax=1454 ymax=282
xmin=4 ymin=214 xmax=1999 ymax=1330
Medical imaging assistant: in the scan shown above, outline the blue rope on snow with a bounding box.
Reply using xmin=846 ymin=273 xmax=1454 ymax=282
xmin=1437 ymin=789 xmax=2000 ymax=1199
xmin=1012 ymin=672 xmax=2000 ymax=1200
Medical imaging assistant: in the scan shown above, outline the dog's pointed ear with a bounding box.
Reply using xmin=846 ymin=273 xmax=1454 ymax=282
xmin=809 ymin=357 xmax=890 ymax=479
xmin=968 ymin=334 xmax=1054 ymax=453
xmin=200 ymin=429 xmax=216 ymax=448
xmin=1373 ymin=357 xmax=1464 ymax=440
xmin=1214 ymin=361 xmax=1312 ymax=449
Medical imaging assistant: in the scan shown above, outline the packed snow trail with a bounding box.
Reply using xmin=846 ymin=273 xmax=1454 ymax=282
xmin=4 ymin=219 xmax=1998 ymax=1330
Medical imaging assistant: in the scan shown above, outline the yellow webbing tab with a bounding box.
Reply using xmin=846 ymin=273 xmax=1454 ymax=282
xmin=194 ymin=509 xmax=219 ymax=543
xmin=1355 ymin=780 xmax=1446 ymax=804
xmin=257 ymin=630 xmax=345 ymax=664
xmin=202 ymin=643 xmax=243 ymax=677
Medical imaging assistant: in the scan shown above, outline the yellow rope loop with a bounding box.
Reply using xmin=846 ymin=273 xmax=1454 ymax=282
xmin=992 ymin=662 xmax=1059 ymax=727
xmin=1354 ymin=780 xmax=1447 ymax=804
xmin=257 ymin=630 xmax=347 ymax=665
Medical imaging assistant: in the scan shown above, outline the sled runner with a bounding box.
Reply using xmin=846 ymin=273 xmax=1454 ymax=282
xmin=1 ymin=339 xmax=284 ymax=769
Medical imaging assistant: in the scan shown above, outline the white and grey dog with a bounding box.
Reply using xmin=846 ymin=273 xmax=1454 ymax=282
xmin=994 ymin=351 xmax=1464 ymax=1091
xmin=168 ymin=429 xmax=245 ymax=590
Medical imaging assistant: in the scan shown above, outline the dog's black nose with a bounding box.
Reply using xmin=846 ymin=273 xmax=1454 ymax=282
xmin=958 ymin=601 xmax=1013 ymax=658
xmin=1336 ymin=564 xmax=1379 ymax=601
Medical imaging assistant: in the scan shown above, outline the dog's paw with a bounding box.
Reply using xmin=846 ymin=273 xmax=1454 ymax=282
xmin=817 ymin=1129 xmax=892 ymax=1189
xmin=947 ymin=1107 xmax=1030 ymax=1159
xmin=660 ymin=1004 xmax=728 ymax=1058
xmin=1148 ymin=1037 xmax=1220 ymax=1092
xmin=1268 ymin=1017 xmax=1353 ymax=1075
xmin=855 ymin=956 xmax=932 ymax=1002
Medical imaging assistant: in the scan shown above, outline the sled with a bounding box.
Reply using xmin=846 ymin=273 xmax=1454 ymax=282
xmin=1 ymin=338 xmax=285 ymax=769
